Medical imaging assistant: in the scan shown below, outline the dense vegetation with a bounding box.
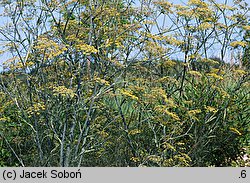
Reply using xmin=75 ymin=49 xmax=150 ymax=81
xmin=0 ymin=0 xmax=249 ymax=167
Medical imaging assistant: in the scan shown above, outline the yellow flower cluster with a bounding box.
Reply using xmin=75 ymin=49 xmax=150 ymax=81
xmin=94 ymin=77 xmax=110 ymax=86
xmin=143 ymin=93 xmax=158 ymax=102
xmin=157 ymin=76 xmax=178 ymax=84
xmin=188 ymin=0 xmax=207 ymax=7
xmin=34 ymin=36 xmax=67 ymax=59
xmin=0 ymin=100 xmax=13 ymax=114
xmin=188 ymin=109 xmax=202 ymax=116
xmin=8 ymin=61 xmax=35 ymax=70
xmin=174 ymin=4 xmax=187 ymax=11
xmin=201 ymin=58 xmax=219 ymax=65
xmin=75 ymin=43 xmax=98 ymax=55
xmin=230 ymin=41 xmax=247 ymax=48
xmin=11 ymin=62 xmax=23 ymax=70
xmin=173 ymin=154 xmax=191 ymax=166
xmin=128 ymin=85 xmax=145 ymax=93
xmin=218 ymin=4 xmax=236 ymax=11
xmin=162 ymin=59 xmax=177 ymax=68
xmin=154 ymin=105 xmax=166 ymax=113
xmin=161 ymin=142 xmax=176 ymax=151
xmin=101 ymin=7 xmax=120 ymax=17
xmin=64 ymin=0 xmax=78 ymax=6
xmin=162 ymin=158 xmax=174 ymax=166
xmin=129 ymin=129 xmax=142 ymax=135
xmin=154 ymin=105 xmax=180 ymax=121
xmin=163 ymin=35 xmax=184 ymax=46
xmin=189 ymin=53 xmax=200 ymax=59
xmin=242 ymin=81 xmax=250 ymax=89
xmin=164 ymin=98 xmax=177 ymax=108
xmin=216 ymin=23 xmax=228 ymax=30
xmin=130 ymin=157 xmax=140 ymax=163
xmin=165 ymin=109 xmax=180 ymax=121
xmin=195 ymin=7 xmax=213 ymax=19
xmin=0 ymin=116 xmax=10 ymax=122
xmin=120 ymin=89 xmax=139 ymax=101
xmin=176 ymin=0 xmax=213 ymax=20
xmin=187 ymin=70 xmax=202 ymax=77
xmin=142 ymin=20 xmax=156 ymax=25
xmin=183 ymin=100 xmax=194 ymax=105
xmin=145 ymin=40 xmax=166 ymax=56
xmin=229 ymin=127 xmax=242 ymax=136
xmin=98 ymin=130 xmax=109 ymax=138
xmin=154 ymin=1 xmax=173 ymax=13
xmin=145 ymin=32 xmax=162 ymax=40
xmin=53 ymin=86 xmax=76 ymax=98
xmin=197 ymin=22 xmax=213 ymax=30
xmin=210 ymin=68 xmax=219 ymax=73
xmin=226 ymin=15 xmax=238 ymax=22
xmin=233 ymin=69 xmax=247 ymax=76
xmin=210 ymin=68 xmax=225 ymax=75
xmin=27 ymin=103 xmax=46 ymax=117
xmin=176 ymin=7 xmax=193 ymax=18
xmin=105 ymin=37 xmax=125 ymax=49
xmin=25 ymin=61 xmax=35 ymax=67
xmin=206 ymin=73 xmax=224 ymax=80
xmin=205 ymin=106 xmax=218 ymax=113
xmin=154 ymin=88 xmax=169 ymax=101
xmin=148 ymin=155 xmax=161 ymax=163
xmin=151 ymin=87 xmax=166 ymax=97
xmin=242 ymin=25 xmax=250 ymax=31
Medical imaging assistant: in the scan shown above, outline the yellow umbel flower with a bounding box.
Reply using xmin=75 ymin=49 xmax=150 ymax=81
xmin=34 ymin=36 xmax=67 ymax=59
xmin=153 ymin=1 xmax=173 ymax=13
xmin=75 ymin=43 xmax=97 ymax=55
xmin=229 ymin=127 xmax=242 ymax=136
xmin=188 ymin=0 xmax=206 ymax=6
xmin=205 ymin=106 xmax=218 ymax=113
xmin=165 ymin=110 xmax=180 ymax=121
xmin=94 ymin=77 xmax=110 ymax=86
xmin=198 ymin=22 xmax=213 ymax=30
xmin=188 ymin=109 xmax=202 ymax=116
xmin=27 ymin=102 xmax=46 ymax=117
xmin=130 ymin=157 xmax=140 ymax=163
xmin=206 ymin=73 xmax=224 ymax=80
xmin=53 ymin=86 xmax=76 ymax=98
xmin=120 ymin=89 xmax=139 ymax=101
xmin=0 ymin=116 xmax=10 ymax=122
xmin=98 ymin=130 xmax=109 ymax=138
xmin=148 ymin=155 xmax=161 ymax=163
xmin=230 ymin=41 xmax=247 ymax=48
xmin=233 ymin=69 xmax=247 ymax=76
xmin=129 ymin=129 xmax=142 ymax=135
xmin=242 ymin=25 xmax=250 ymax=31
xmin=188 ymin=70 xmax=202 ymax=77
